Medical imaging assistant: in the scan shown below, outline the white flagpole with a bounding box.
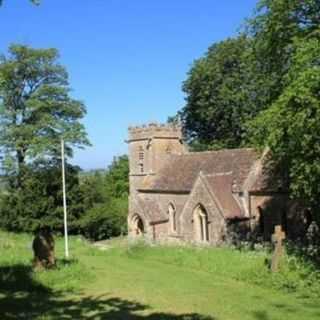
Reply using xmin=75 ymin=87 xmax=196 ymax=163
xmin=61 ymin=138 xmax=69 ymax=259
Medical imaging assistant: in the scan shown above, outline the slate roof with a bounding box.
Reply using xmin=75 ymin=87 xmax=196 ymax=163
xmin=140 ymin=148 xmax=259 ymax=193
xmin=204 ymin=173 xmax=243 ymax=219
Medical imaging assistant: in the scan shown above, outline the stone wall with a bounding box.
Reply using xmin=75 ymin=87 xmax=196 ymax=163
xmin=127 ymin=123 xmax=185 ymax=193
xmin=180 ymin=176 xmax=226 ymax=245
xmin=248 ymin=193 xmax=310 ymax=241
xmin=152 ymin=221 xmax=169 ymax=241
xmin=135 ymin=192 xmax=189 ymax=241
xmin=127 ymin=124 xmax=308 ymax=246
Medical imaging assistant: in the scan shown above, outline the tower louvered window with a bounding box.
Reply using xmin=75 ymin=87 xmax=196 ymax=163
xmin=138 ymin=146 xmax=144 ymax=173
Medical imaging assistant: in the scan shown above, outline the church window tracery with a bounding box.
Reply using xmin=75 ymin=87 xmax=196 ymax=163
xmin=168 ymin=203 xmax=177 ymax=233
xmin=193 ymin=204 xmax=209 ymax=242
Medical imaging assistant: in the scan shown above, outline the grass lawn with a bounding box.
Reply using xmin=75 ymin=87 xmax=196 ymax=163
xmin=0 ymin=231 xmax=319 ymax=320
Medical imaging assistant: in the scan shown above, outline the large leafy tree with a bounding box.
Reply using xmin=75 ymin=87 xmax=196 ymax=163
xmin=245 ymin=0 xmax=320 ymax=224
xmin=0 ymin=44 xmax=89 ymax=184
xmin=104 ymin=155 xmax=129 ymax=198
xmin=0 ymin=44 xmax=90 ymax=233
xmin=178 ymin=0 xmax=320 ymax=151
xmin=180 ymin=36 xmax=264 ymax=150
xmin=247 ymin=0 xmax=320 ymax=106
xmin=247 ymin=35 xmax=320 ymax=223
xmin=0 ymin=159 xmax=84 ymax=232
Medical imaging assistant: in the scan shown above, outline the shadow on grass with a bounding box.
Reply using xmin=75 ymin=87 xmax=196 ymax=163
xmin=0 ymin=264 xmax=215 ymax=319
xmin=251 ymin=298 xmax=320 ymax=320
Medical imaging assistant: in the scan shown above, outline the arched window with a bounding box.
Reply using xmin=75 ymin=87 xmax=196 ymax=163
xmin=193 ymin=204 xmax=209 ymax=242
xmin=168 ymin=203 xmax=176 ymax=233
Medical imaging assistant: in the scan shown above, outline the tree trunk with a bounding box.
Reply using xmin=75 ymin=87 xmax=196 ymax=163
xmin=16 ymin=149 xmax=26 ymax=188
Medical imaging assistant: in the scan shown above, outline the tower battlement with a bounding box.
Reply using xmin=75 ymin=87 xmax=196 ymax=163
xmin=128 ymin=122 xmax=182 ymax=141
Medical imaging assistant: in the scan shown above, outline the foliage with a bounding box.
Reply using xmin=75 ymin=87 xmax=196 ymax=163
xmin=242 ymin=249 xmax=320 ymax=298
xmin=0 ymin=44 xmax=103 ymax=238
xmin=79 ymin=171 xmax=107 ymax=210
xmin=247 ymin=35 xmax=320 ymax=222
xmin=247 ymin=0 xmax=320 ymax=105
xmin=0 ymin=154 xmax=129 ymax=240
xmin=245 ymin=0 xmax=320 ymax=226
xmin=78 ymin=155 xmax=129 ymax=240
xmin=0 ymin=44 xmax=89 ymax=184
xmin=180 ymin=36 xmax=265 ymax=149
xmin=104 ymin=155 xmax=129 ymax=198
xmin=179 ymin=0 xmax=320 ymax=151
xmin=78 ymin=198 xmax=128 ymax=241
xmin=0 ymin=160 xmax=84 ymax=233
xmin=0 ymin=45 xmax=128 ymax=241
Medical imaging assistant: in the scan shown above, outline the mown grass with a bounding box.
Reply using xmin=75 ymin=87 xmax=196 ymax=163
xmin=126 ymin=241 xmax=320 ymax=297
xmin=0 ymin=231 xmax=319 ymax=320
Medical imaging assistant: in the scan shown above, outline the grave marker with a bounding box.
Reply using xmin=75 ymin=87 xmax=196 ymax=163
xmin=271 ymin=225 xmax=286 ymax=272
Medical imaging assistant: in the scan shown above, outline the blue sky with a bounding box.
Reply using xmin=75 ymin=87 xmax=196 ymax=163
xmin=0 ymin=0 xmax=258 ymax=170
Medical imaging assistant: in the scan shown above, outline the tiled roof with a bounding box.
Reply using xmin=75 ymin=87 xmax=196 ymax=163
xmin=249 ymin=162 xmax=288 ymax=192
xmin=203 ymin=173 xmax=243 ymax=219
xmin=137 ymin=196 xmax=167 ymax=223
xmin=141 ymin=148 xmax=259 ymax=192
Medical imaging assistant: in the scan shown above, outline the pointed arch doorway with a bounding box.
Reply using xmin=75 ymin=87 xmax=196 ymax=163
xmin=131 ymin=214 xmax=145 ymax=236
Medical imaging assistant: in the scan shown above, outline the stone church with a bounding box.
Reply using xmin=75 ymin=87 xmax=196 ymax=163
xmin=127 ymin=123 xmax=308 ymax=245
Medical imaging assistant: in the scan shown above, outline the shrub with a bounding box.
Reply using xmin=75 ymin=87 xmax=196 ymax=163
xmin=78 ymin=197 xmax=127 ymax=241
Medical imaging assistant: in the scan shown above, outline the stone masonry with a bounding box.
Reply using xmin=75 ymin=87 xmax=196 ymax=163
xmin=127 ymin=123 xmax=309 ymax=245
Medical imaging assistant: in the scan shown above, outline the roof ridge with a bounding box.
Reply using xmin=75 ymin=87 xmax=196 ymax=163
xmin=180 ymin=147 xmax=256 ymax=156
xmin=204 ymin=172 xmax=233 ymax=177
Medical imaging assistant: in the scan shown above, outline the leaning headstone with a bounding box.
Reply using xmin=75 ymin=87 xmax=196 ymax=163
xmin=271 ymin=225 xmax=286 ymax=272
xmin=32 ymin=227 xmax=55 ymax=270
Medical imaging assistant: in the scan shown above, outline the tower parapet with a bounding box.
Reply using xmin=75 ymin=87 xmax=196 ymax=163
xmin=128 ymin=122 xmax=182 ymax=142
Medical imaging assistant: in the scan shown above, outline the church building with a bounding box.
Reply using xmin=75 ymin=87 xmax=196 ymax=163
xmin=127 ymin=123 xmax=306 ymax=245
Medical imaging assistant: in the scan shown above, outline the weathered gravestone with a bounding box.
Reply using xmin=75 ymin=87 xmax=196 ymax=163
xmin=32 ymin=227 xmax=55 ymax=270
xmin=271 ymin=225 xmax=286 ymax=272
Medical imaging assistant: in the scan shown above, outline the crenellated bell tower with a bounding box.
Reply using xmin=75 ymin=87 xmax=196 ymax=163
xmin=127 ymin=123 xmax=185 ymax=192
